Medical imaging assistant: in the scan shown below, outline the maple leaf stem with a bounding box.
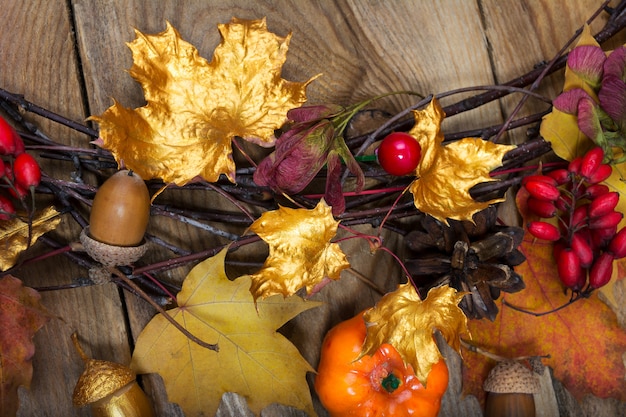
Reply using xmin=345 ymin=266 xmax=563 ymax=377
xmin=108 ymin=266 xmax=219 ymax=352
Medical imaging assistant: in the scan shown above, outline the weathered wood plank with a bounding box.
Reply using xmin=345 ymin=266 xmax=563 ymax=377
xmin=0 ymin=2 xmax=133 ymax=417
xmin=2 ymin=0 xmax=625 ymax=416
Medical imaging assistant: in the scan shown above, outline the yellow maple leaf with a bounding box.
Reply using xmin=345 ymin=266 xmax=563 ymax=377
xmin=361 ymin=284 xmax=469 ymax=383
xmin=248 ymin=200 xmax=350 ymax=300
xmin=1 ymin=206 xmax=61 ymax=271
xmin=131 ymin=248 xmax=320 ymax=417
xmin=91 ymin=18 xmax=315 ymax=185
xmin=408 ymin=98 xmax=515 ymax=224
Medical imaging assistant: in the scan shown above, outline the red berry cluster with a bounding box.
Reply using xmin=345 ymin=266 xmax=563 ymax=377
xmin=0 ymin=116 xmax=41 ymax=221
xmin=523 ymin=147 xmax=625 ymax=293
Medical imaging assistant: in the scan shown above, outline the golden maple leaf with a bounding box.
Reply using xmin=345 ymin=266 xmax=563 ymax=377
xmin=91 ymin=18 xmax=315 ymax=185
xmin=131 ymin=248 xmax=320 ymax=417
xmin=408 ymin=98 xmax=515 ymax=223
xmin=248 ymin=200 xmax=350 ymax=300
xmin=1 ymin=206 xmax=61 ymax=271
xmin=361 ymin=284 xmax=469 ymax=383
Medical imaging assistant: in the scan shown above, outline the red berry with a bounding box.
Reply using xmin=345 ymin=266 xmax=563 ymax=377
xmin=527 ymin=197 xmax=557 ymax=218
xmin=586 ymin=164 xmax=612 ymax=184
xmin=524 ymin=180 xmax=560 ymax=201
xmin=12 ymin=132 xmax=24 ymax=155
xmin=585 ymin=183 xmax=610 ymax=199
xmin=555 ymin=194 xmax=573 ymax=211
xmin=608 ymin=227 xmax=626 ymax=259
xmin=13 ymin=153 xmax=41 ymax=189
xmin=377 ymin=132 xmax=421 ymax=176
xmin=568 ymin=157 xmax=582 ymax=174
xmin=588 ymin=192 xmax=619 ymax=218
xmin=580 ymin=147 xmax=605 ymax=178
xmin=0 ymin=117 xmax=17 ymax=155
xmin=527 ymin=221 xmax=561 ymax=241
xmin=557 ymin=248 xmax=585 ymax=290
xmin=589 ymin=211 xmax=623 ymax=230
xmin=521 ymin=174 xmax=556 ymax=186
xmin=589 ymin=252 xmax=614 ymax=289
xmin=546 ymin=168 xmax=571 ymax=185
xmin=570 ymin=205 xmax=589 ymax=229
xmin=0 ymin=194 xmax=15 ymax=220
xmin=591 ymin=225 xmax=618 ymax=249
xmin=571 ymin=232 xmax=594 ymax=268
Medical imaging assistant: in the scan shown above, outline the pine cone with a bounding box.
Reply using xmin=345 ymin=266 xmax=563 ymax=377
xmin=404 ymin=206 xmax=526 ymax=320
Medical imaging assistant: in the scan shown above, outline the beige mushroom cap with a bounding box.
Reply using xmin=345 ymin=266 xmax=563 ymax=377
xmin=483 ymin=360 xmax=539 ymax=394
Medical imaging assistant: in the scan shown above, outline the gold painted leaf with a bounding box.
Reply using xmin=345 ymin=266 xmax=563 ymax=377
xmin=0 ymin=206 xmax=61 ymax=271
xmin=248 ymin=200 xmax=350 ymax=300
xmin=361 ymin=284 xmax=468 ymax=383
xmin=408 ymin=98 xmax=515 ymax=223
xmin=91 ymin=18 xmax=315 ymax=185
xmin=131 ymin=248 xmax=320 ymax=417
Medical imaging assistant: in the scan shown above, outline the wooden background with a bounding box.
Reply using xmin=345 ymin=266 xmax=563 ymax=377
xmin=1 ymin=1 xmax=625 ymax=416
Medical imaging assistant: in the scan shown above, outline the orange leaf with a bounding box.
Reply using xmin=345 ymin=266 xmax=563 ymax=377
xmin=464 ymin=235 xmax=626 ymax=402
xmin=91 ymin=18 xmax=315 ymax=185
xmin=0 ymin=275 xmax=50 ymax=417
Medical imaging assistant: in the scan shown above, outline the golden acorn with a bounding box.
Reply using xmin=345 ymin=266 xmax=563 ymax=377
xmin=80 ymin=169 xmax=151 ymax=267
xmin=483 ymin=360 xmax=538 ymax=417
xmin=72 ymin=333 xmax=155 ymax=417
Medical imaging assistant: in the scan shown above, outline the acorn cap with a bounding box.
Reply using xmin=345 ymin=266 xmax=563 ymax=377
xmin=483 ymin=360 xmax=539 ymax=394
xmin=80 ymin=227 xmax=148 ymax=267
xmin=73 ymin=358 xmax=136 ymax=406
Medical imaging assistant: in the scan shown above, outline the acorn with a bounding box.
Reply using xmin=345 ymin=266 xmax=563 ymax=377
xmin=483 ymin=360 xmax=538 ymax=417
xmin=72 ymin=333 xmax=155 ymax=417
xmin=80 ymin=169 xmax=151 ymax=267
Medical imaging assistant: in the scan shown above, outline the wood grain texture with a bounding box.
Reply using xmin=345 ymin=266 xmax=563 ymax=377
xmin=0 ymin=0 xmax=624 ymax=416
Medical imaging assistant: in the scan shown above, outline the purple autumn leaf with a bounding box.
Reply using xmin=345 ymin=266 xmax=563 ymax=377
xmin=599 ymin=75 xmax=626 ymax=123
xmin=603 ymin=46 xmax=626 ymax=80
xmin=567 ymin=45 xmax=606 ymax=89
xmin=577 ymin=97 xmax=604 ymax=142
xmin=553 ymin=88 xmax=594 ymax=114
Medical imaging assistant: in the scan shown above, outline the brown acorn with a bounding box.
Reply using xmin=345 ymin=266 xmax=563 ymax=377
xmin=81 ymin=170 xmax=151 ymax=267
xmin=483 ymin=360 xmax=538 ymax=417
xmin=72 ymin=333 xmax=155 ymax=417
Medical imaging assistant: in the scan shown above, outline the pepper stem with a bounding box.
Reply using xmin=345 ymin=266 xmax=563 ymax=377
xmin=381 ymin=372 xmax=401 ymax=393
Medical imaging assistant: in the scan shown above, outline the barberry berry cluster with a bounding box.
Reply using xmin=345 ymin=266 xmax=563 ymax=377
xmin=0 ymin=116 xmax=41 ymax=220
xmin=523 ymin=146 xmax=625 ymax=293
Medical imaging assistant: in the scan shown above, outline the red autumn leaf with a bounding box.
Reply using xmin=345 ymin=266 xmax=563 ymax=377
xmin=0 ymin=275 xmax=50 ymax=416
xmin=463 ymin=235 xmax=626 ymax=403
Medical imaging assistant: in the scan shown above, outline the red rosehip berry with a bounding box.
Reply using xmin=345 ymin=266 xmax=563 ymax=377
xmin=589 ymin=211 xmax=623 ymax=230
xmin=557 ymin=248 xmax=585 ymax=290
xmin=608 ymin=227 xmax=626 ymax=259
xmin=571 ymin=232 xmax=594 ymax=268
xmin=527 ymin=221 xmax=561 ymax=241
xmin=524 ymin=180 xmax=560 ymax=201
xmin=526 ymin=197 xmax=557 ymax=218
xmin=589 ymin=252 xmax=614 ymax=289
xmin=568 ymin=157 xmax=582 ymax=175
xmin=586 ymin=164 xmax=612 ymax=184
xmin=584 ymin=183 xmax=610 ymax=199
xmin=588 ymin=192 xmax=619 ymax=218
xmin=591 ymin=225 xmax=618 ymax=250
xmin=376 ymin=132 xmax=422 ymax=176
xmin=0 ymin=117 xmax=17 ymax=155
xmin=0 ymin=194 xmax=15 ymax=220
xmin=13 ymin=153 xmax=41 ymax=189
xmin=580 ymin=147 xmax=605 ymax=179
xmin=546 ymin=168 xmax=571 ymax=185
xmin=521 ymin=174 xmax=556 ymax=186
